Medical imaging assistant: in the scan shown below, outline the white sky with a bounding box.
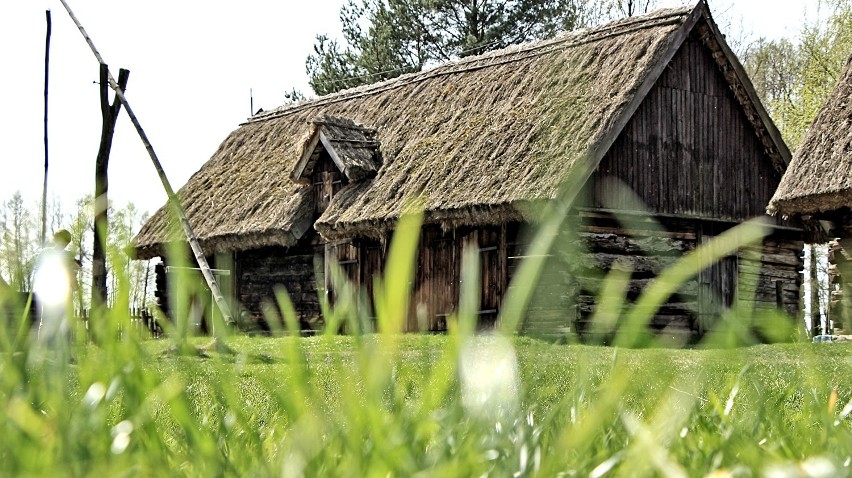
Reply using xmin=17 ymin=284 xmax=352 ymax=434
xmin=0 ymin=0 xmax=822 ymax=221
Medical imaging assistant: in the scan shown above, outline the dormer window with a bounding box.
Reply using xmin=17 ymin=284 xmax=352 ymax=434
xmin=312 ymin=152 xmax=347 ymax=214
xmin=292 ymin=116 xmax=381 ymax=214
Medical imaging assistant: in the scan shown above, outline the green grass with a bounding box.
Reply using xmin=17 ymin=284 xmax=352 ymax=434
xmin=2 ymin=208 xmax=851 ymax=476
xmin=3 ymin=331 xmax=852 ymax=477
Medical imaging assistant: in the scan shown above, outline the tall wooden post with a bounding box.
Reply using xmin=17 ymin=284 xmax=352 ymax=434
xmin=91 ymin=64 xmax=129 ymax=309
xmin=41 ymin=10 xmax=51 ymax=246
xmin=810 ymin=245 xmax=821 ymax=336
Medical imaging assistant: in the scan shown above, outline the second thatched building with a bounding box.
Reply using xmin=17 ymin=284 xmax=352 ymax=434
xmin=769 ymin=53 xmax=852 ymax=330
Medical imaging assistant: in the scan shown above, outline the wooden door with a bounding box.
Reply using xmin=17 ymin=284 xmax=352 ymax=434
xmin=324 ymin=240 xmax=359 ymax=301
xmin=360 ymin=240 xmax=385 ymax=330
xmin=697 ymin=224 xmax=738 ymax=333
xmin=462 ymin=227 xmax=504 ymax=329
xmin=429 ymin=232 xmax=459 ymax=331
xmin=410 ymin=228 xmax=459 ymax=332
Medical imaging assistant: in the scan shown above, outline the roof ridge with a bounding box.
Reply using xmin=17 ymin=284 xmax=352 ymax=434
xmin=248 ymin=5 xmax=695 ymax=125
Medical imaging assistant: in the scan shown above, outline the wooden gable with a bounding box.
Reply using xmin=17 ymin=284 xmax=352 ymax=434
xmin=291 ymin=116 xmax=381 ymax=185
xmin=584 ymin=32 xmax=783 ymax=222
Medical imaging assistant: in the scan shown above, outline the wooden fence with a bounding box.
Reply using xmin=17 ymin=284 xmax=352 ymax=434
xmin=3 ymin=293 xmax=164 ymax=340
xmin=75 ymin=307 xmax=164 ymax=339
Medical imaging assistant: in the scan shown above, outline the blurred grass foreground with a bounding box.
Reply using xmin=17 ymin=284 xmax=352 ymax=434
xmin=1 ymin=211 xmax=851 ymax=477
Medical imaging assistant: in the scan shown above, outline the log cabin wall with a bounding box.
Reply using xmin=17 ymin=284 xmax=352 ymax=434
xmin=235 ymin=236 xmax=324 ymax=331
xmin=409 ymin=226 xmax=460 ymax=332
xmin=508 ymin=222 xmax=577 ymax=339
xmin=154 ymin=262 xmax=169 ymax=318
xmin=512 ymin=211 xmax=803 ymax=341
xmin=325 ymin=236 xmax=384 ymax=331
xmin=326 ymin=225 xmax=498 ymax=333
xmin=321 ymin=213 xmax=801 ymax=340
xmin=340 ymin=225 xmax=507 ymax=333
xmin=570 ymin=213 xmax=699 ymax=338
xmin=564 ymin=32 xmax=806 ymax=339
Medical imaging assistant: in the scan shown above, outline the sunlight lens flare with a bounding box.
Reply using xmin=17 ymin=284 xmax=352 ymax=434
xmin=33 ymin=248 xmax=73 ymax=308
xmin=459 ymin=335 xmax=520 ymax=418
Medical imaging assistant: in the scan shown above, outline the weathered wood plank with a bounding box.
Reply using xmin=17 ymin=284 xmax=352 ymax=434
xmin=576 ymin=276 xmax=698 ymax=297
xmin=577 ymin=232 xmax=694 ymax=255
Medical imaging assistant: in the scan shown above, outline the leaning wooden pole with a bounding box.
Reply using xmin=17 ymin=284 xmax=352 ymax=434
xmin=58 ymin=0 xmax=234 ymax=326
xmin=41 ymin=10 xmax=52 ymax=246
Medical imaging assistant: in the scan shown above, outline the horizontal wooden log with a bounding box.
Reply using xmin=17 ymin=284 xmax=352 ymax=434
xmin=578 ymin=301 xmax=698 ymax=315
xmin=738 ymin=289 xmax=800 ymax=303
xmin=738 ymin=276 xmax=801 ymax=292
xmin=737 ymin=264 xmax=801 ymax=280
xmin=741 ymin=243 xmax=805 ymax=257
xmin=569 ymin=252 xmax=680 ymax=275
xmin=755 ymin=238 xmax=806 ymax=250
xmin=579 ymin=224 xmax=698 ymax=241
xmin=576 ymin=315 xmax=695 ymax=330
xmin=523 ymin=309 xmax=571 ymax=322
xmin=576 ymin=276 xmax=698 ymax=298
xmin=577 ymin=232 xmax=694 ymax=255
xmin=739 ymin=251 xmax=802 ymax=267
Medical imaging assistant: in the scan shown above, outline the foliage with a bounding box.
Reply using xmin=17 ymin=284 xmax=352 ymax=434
xmin=742 ymin=0 xmax=852 ymax=149
xmin=104 ymin=203 xmax=149 ymax=307
xmin=0 ymin=192 xmax=152 ymax=309
xmin=599 ymin=0 xmax=660 ymax=19
xmin=282 ymin=87 xmax=307 ymax=105
xmin=306 ymin=0 xmax=598 ymax=95
xmin=0 ymin=192 xmax=39 ymax=291
xmin=740 ymin=0 xmax=851 ymax=333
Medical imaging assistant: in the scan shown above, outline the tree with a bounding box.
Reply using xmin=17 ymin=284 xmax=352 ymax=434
xmin=742 ymin=0 xmax=852 ymax=149
xmin=66 ymin=195 xmax=93 ymax=311
xmin=740 ymin=0 xmax=852 ymax=334
xmin=0 ymin=193 xmax=38 ymax=291
xmin=107 ymin=202 xmax=154 ymax=309
xmin=600 ymin=0 xmax=658 ymax=19
xmin=307 ymin=0 xmax=598 ymax=95
xmin=0 ymin=193 xmax=153 ymax=312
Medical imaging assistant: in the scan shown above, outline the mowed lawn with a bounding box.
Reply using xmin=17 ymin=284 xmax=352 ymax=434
xmin=106 ymin=335 xmax=852 ymax=477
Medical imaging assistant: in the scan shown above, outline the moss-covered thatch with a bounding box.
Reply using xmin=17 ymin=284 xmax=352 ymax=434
xmin=768 ymin=54 xmax=852 ymax=217
xmin=134 ymin=2 xmax=783 ymax=259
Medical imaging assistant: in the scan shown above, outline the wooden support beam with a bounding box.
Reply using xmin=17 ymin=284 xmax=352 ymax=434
xmin=811 ymin=245 xmax=821 ymax=337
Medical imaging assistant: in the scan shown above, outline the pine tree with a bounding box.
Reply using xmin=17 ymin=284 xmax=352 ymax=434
xmin=306 ymin=0 xmax=599 ymax=96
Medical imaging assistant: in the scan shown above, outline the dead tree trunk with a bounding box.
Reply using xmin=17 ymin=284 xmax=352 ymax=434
xmin=91 ymin=64 xmax=129 ymax=309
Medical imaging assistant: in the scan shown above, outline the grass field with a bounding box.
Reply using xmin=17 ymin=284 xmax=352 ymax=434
xmin=4 ymin=212 xmax=852 ymax=476
xmin=3 ymin=329 xmax=852 ymax=477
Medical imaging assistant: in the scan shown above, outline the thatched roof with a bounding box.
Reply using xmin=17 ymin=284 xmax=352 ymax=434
xmin=134 ymin=1 xmax=787 ymax=259
xmin=768 ymin=54 xmax=852 ymax=217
